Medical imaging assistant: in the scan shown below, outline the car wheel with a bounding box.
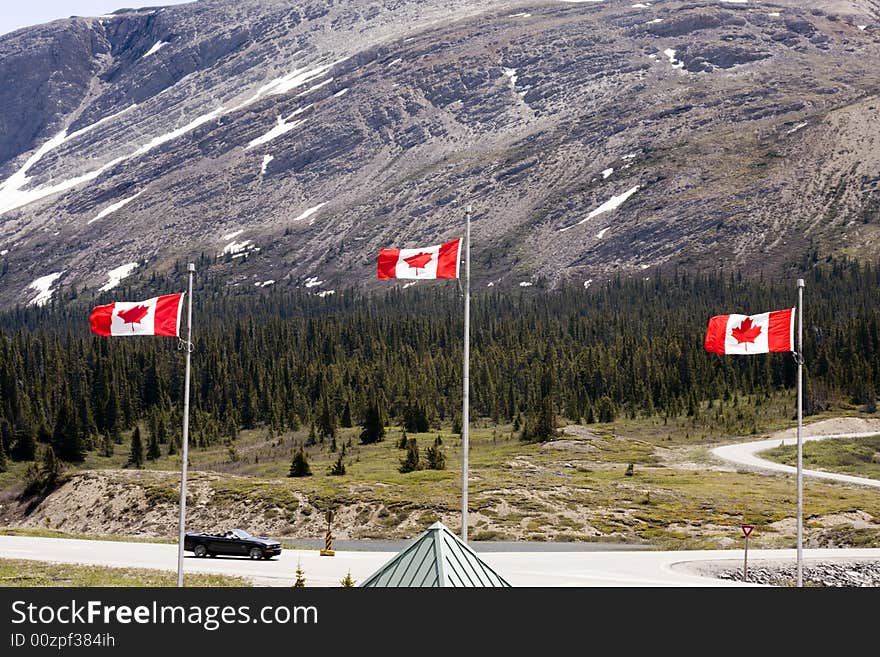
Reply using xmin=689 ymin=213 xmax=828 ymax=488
xmin=208 ymin=553 xmax=217 ymax=558
xmin=194 ymin=544 xmax=207 ymax=558
xmin=249 ymin=547 xmax=263 ymax=560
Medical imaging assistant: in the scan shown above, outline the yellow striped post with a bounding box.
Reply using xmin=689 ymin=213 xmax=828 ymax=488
xmin=320 ymin=509 xmax=335 ymax=556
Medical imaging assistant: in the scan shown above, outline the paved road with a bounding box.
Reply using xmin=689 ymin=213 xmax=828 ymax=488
xmin=710 ymin=431 xmax=880 ymax=489
xmin=280 ymin=538 xmax=651 ymax=552
xmin=3 ymin=535 xmax=879 ymax=586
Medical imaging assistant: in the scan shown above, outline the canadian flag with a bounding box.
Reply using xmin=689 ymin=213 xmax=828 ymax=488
xmin=90 ymin=293 xmax=185 ymax=337
xmin=704 ymin=308 xmax=795 ymax=355
xmin=377 ymin=238 xmax=461 ymax=280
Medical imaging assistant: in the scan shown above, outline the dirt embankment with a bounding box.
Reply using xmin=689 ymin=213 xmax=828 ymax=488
xmin=2 ymin=419 xmax=879 ymax=545
xmin=0 ymin=469 xmax=458 ymax=541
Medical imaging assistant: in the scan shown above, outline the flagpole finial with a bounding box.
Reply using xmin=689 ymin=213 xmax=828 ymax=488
xmin=187 ymin=263 xmax=195 ymax=273
xmin=466 ymin=204 xmax=472 ymax=214
xmin=797 ymin=278 xmax=804 ymax=288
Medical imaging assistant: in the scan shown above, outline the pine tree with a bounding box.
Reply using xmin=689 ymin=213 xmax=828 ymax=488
xmin=424 ymin=442 xmax=445 ymax=470
xmin=40 ymin=445 xmax=62 ymax=487
xmin=52 ymin=398 xmax=85 ymax=462
xmin=340 ymin=571 xmax=355 ymax=587
xmin=328 ymin=455 xmax=346 ymax=476
xmin=397 ymin=429 xmax=408 ymax=449
xmin=0 ymin=438 xmax=7 ymax=472
xmin=11 ymin=425 xmax=37 ymax=462
xmin=128 ymin=427 xmax=144 ymax=469
xmin=317 ymin=397 xmax=336 ymax=440
xmin=146 ymin=429 xmax=161 ymax=461
xmin=360 ymin=400 xmax=385 ymax=445
xmin=0 ymin=419 xmax=12 ymax=457
xmin=597 ymin=395 xmax=617 ymax=423
xmin=404 ymin=402 xmax=429 ymax=433
xmin=288 ymin=448 xmax=312 ymax=477
xmin=586 ymin=405 xmax=596 ymax=424
xmin=522 ymin=370 xmax=557 ymax=443
xmin=293 ymin=561 xmax=306 ymax=587
xmin=100 ymin=432 xmax=114 ymax=457
xmin=340 ymin=399 xmax=353 ymax=428
xmin=399 ymin=437 xmax=420 ymax=473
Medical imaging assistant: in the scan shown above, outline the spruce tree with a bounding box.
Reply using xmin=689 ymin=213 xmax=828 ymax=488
xmin=40 ymin=445 xmax=61 ymax=487
xmin=288 ymin=448 xmax=312 ymax=477
xmin=404 ymin=402 xmax=429 ymax=433
xmin=11 ymin=425 xmax=37 ymax=462
xmin=128 ymin=427 xmax=144 ymax=469
xmin=597 ymin=396 xmax=617 ymax=423
xmin=0 ymin=438 xmax=6 ymax=472
xmin=425 ymin=436 xmax=445 ymax=470
xmin=0 ymin=419 xmax=12 ymax=456
xmin=317 ymin=397 xmax=336 ymax=440
xmin=340 ymin=400 xmax=353 ymax=428
xmin=328 ymin=455 xmax=346 ymax=476
xmin=100 ymin=432 xmax=114 ymax=458
xmin=293 ymin=561 xmax=306 ymax=587
xmin=399 ymin=437 xmax=420 ymax=473
xmin=52 ymin=398 xmax=85 ymax=462
xmin=146 ymin=430 xmax=161 ymax=461
xmin=359 ymin=400 xmax=385 ymax=445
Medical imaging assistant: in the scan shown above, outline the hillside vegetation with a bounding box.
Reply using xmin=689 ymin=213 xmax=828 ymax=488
xmin=0 ymin=260 xmax=878 ymax=547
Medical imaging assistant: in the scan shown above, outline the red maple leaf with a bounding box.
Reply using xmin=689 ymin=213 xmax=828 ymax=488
xmin=731 ymin=317 xmax=762 ymax=346
xmin=403 ymin=251 xmax=433 ymax=273
xmin=117 ymin=304 xmax=150 ymax=331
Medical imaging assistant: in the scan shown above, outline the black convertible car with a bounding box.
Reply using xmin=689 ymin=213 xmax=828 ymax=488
xmin=184 ymin=529 xmax=282 ymax=560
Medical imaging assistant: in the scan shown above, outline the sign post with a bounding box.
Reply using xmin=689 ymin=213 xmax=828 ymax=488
xmin=741 ymin=524 xmax=754 ymax=582
xmin=320 ymin=509 xmax=335 ymax=556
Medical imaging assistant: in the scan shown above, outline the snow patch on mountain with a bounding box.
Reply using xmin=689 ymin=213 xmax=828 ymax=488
xmin=291 ymin=202 xmax=327 ymax=223
xmin=222 ymin=240 xmax=254 ymax=255
xmin=559 ymin=185 xmax=641 ymax=232
xmin=142 ymin=41 xmax=168 ymax=58
xmin=247 ymin=117 xmax=307 ymax=150
xmin=88 ymin=191 xmax=143 ymax=224
xmin=28 ymin=272 xmax=63 ymax=306
xmin=664 ymin=49 xmax=684 ymax=70
xmin=100 ymin=262 xmax=139 ymax=292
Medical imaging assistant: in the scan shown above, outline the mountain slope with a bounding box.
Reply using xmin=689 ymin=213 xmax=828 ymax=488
xmin=1 ymin=0 xmax=879 ymax=306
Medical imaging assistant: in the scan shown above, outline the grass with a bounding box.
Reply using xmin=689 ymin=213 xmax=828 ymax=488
xmin=0 ymin=528 xmax=173 ymax=543
xmin=2 ymin=402 xmax=878 ymax=550
xmin=760 ymin=435 xmax=880 ymax=481
xmin=0 ymin=559 xmax=250 ymax=587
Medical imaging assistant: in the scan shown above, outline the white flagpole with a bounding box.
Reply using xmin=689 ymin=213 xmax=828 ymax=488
xmin=462 ymin=205 xmax=471 ymax=542
xmin=796 ymin=278 xmax=804 ymax=587
xmin=176 ymin=263 xmax=195 ymax=588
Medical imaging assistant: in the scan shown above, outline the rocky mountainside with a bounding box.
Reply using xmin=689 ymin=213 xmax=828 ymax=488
xmin=1 ymin=0 xmax=879 ymax=306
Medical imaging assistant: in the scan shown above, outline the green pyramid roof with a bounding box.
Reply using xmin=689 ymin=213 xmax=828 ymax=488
xmin=360 ymin=522 xmax=511 ymax=587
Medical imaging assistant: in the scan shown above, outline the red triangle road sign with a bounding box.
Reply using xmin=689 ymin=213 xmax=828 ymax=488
xmin=741 ymin=524 xmax=754 ymax=538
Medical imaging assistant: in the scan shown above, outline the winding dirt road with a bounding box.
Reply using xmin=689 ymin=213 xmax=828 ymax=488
xmin=710 ymin=418 xmax=880 ymax=489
